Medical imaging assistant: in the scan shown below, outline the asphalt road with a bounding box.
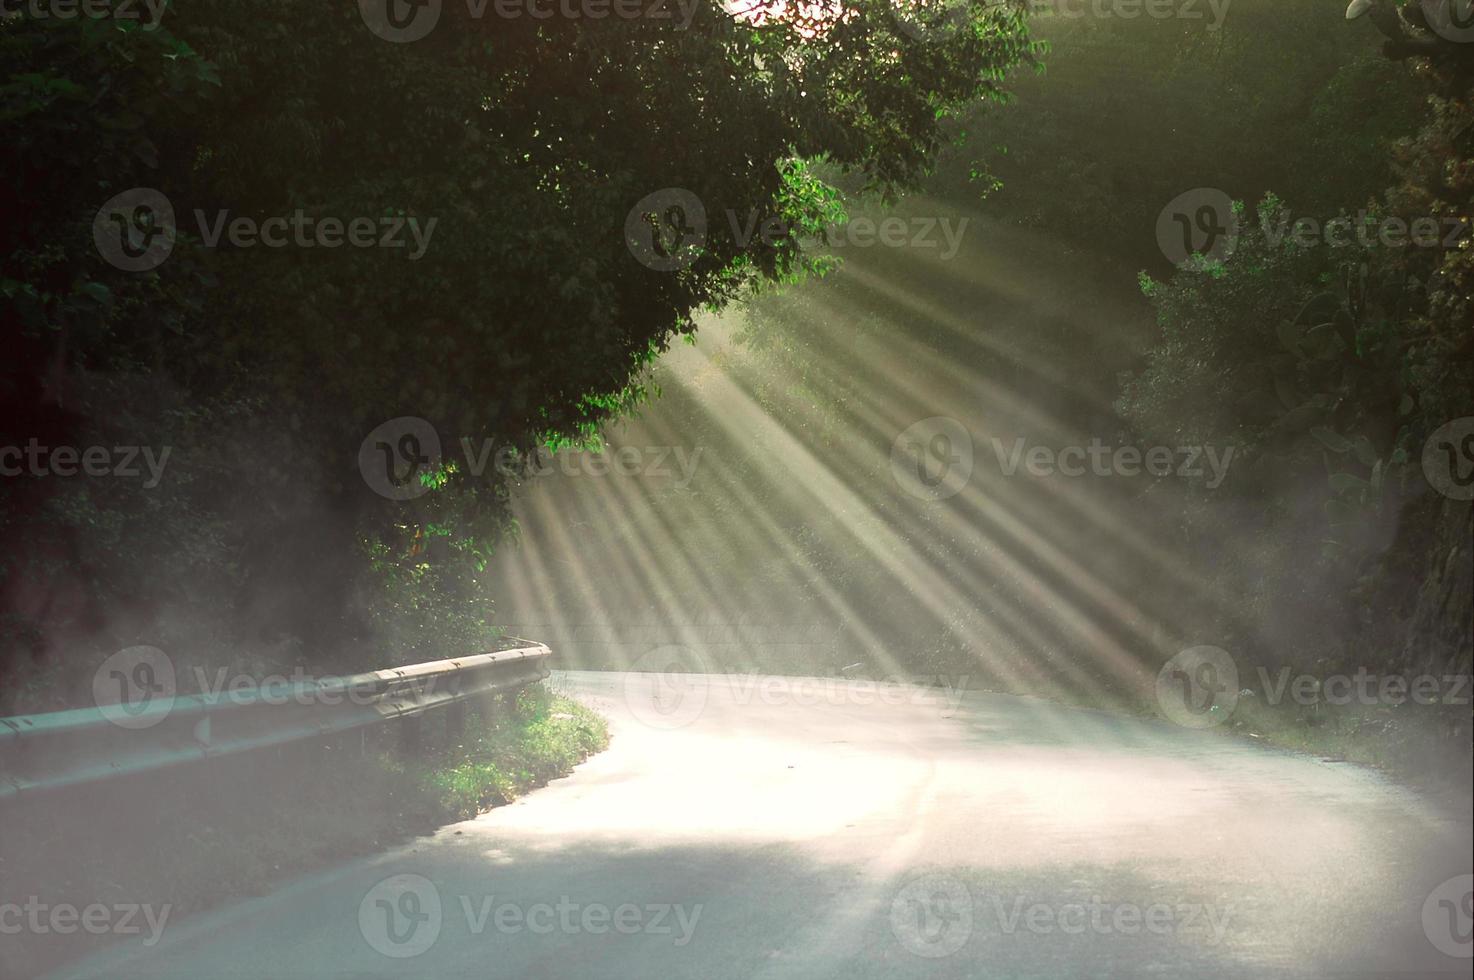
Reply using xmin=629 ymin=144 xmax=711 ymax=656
xmin=50 ymin=671 xmax=1474 ymax=979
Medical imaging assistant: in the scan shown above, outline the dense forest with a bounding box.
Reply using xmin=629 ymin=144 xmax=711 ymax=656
xmin=2 ymin=0 xmax=1037 ymax=711
xmin=488 ymin=0 xmax=1473 ymax=712
xmin=2 ymin=0 xmax=1470 ymax=720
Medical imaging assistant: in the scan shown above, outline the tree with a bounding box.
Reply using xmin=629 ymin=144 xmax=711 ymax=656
xmin=0 ymin=1 xmax=1038 ymax=707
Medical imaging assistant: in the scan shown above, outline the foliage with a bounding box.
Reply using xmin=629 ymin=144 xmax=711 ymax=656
xmin=0 ymin=3 xmax=1038 ymax=706
xmin=933 ymin=0 xmax=1425 ymax=270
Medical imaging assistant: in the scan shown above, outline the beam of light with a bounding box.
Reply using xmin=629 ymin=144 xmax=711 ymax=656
xmin=490 ymin=194 xmax=1252 ymax=726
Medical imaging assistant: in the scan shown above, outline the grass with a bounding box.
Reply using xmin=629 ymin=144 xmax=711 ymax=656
xmin=1107 ymin=681 xmax=1473 ymax=808
xmin=0 ymin=685 xmax=609 ymax=980
xmin=410 ymin=688 xmax=610 ymax=819
xmin=1213 ymin=692 xmax=1472 ymax=801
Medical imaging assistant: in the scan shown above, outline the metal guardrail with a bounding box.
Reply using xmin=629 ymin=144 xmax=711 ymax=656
xmin=0 ymin=643 xmax=553 ymax=800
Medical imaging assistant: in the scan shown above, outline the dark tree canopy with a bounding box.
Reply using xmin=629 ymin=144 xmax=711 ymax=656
xmin=0 ymin=1 xmax=1037 ymax=703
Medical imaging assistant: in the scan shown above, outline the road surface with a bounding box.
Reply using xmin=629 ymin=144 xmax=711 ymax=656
xmin=50 ymin=671 xmax=1473 ymax=979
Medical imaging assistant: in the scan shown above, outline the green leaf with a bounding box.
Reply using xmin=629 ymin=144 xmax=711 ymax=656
xmin=79 ymin=281 xmax=112 ymax=305
xmin=1310 ymin=427 xmax=1353 ymax=453
xmin=1275 ymin=319 xmax=1304 ymax=353
xmin=1274 ymin=374 xmax=1301 ymax=410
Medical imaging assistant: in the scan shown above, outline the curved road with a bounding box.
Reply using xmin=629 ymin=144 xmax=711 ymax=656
xmin=52 ymin=671 xmax=1473 ymax=979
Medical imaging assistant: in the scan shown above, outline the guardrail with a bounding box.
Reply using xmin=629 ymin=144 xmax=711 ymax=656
xmin=0 ymin=643 xmax=553 ymax=800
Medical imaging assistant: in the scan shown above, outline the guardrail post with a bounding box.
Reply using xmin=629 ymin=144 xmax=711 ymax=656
xmin=446 ymin=702 xmax=465 ymax=744
xmin=399 ymin=715 xmax=422 ymax=756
